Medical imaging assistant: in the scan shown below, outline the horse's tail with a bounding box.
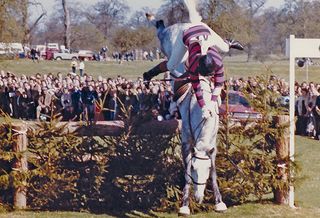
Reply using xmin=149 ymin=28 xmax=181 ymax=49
xmin=183 ymin=0 xmax=202 ymax=23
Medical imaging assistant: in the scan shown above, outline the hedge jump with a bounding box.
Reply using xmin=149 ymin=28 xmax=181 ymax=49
xmin=9 ymin=116 xmax=289 ymax=209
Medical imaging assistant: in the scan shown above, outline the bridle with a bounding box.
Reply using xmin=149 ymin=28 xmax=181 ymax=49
xmin=186 ymin=154 xmax=210 ymax=186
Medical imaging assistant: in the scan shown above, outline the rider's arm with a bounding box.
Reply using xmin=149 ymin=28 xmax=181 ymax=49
xmin=188 ymin=42 xmax=205 ymax=108
xmin=207 ymin=47 xmax=225 ymax=101
xmin=190 ymin=72 xmax=205 ymax=108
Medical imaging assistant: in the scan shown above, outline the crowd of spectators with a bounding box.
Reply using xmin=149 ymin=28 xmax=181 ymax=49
xmin=226 ymin=76 xmax=320 ymax=140
xmin=0 ymin=70 xmax=174 ymax=123
xmin=0 ymin=69 xmax=319 ymax=140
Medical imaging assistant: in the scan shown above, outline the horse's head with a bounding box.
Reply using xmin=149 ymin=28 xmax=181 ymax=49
xmin=191 ymin=147 xmax=211 ymax=203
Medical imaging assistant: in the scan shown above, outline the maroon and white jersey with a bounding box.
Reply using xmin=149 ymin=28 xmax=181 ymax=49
xmin=183 ymin=25 xmax=225 ymax=108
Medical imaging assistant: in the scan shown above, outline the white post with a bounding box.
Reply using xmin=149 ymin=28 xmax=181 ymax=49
xmin=289 ymin=35 xmax=295 ymax=208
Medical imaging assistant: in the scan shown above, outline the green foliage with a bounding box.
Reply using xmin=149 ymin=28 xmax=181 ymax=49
xmin=100 ymin=107 xmax=183 ymax=214
xmin=27 ymin=118 xmax=81 ymax=209
xmin=111 ymin=27 xmax=155 ymax=53
xmin=216 ymin=75 xmax=296 ymax=205
xmin=0 ymin=111 xmax=108 ymax=211
xmin=0 ymin=110 xmax=15 ymax=205
xmin=27 ymin=118 xmax=108 ymax=211
xmin=154 ymin=76 xmax=299 ymax=212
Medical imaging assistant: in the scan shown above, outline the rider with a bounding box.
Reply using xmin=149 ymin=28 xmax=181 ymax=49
xmin=143 ymin=23 xmax=244 ymax=118
xmin=183 ymin=25 xmax=227 ymax=118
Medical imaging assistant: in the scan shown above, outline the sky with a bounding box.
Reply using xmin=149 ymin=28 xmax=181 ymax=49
xmin=38 ymin=0 xmax=285 ymax=18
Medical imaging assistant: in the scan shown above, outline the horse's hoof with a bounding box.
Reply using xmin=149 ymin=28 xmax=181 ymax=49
xmin=215 ymin=202 xmax=227 ymax=212
xmin=178 ymin=206 xmax=190 ymax=216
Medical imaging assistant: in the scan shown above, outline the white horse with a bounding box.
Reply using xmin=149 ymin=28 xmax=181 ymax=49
xmin=177 ymin=77 xmax=226 ymax=215
xmin=144 ymin=0 xmax=244 ymax=215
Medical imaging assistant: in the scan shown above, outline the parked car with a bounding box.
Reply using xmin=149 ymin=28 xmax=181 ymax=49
xmin=219 ymin=90 xmax=262 ymax=120
xmin=0 ymin=42 xmax=24 ymax=59
xmin=53 ymin=49 xmax=78 ymax=60
xmin=78 ymin=50 xmax=94 ymax=61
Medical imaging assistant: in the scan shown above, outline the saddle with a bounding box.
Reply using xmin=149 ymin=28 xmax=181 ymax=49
xmin=173 ymin=72 xmax=191 ymax=103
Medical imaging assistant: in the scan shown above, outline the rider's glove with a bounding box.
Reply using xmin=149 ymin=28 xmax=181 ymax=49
xmin=226 ymin=39 xmax=244 ymax=51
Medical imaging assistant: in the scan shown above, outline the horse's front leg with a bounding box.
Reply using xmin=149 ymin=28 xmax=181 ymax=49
xmin=210 ymin=150 xmax=227 ymax=212
xmin=179 ymin=140 xmax=192 ymax=216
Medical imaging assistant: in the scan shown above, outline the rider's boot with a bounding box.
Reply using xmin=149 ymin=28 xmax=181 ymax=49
xmin=143 ymin=60 xmax=168 ymax=88
xmin=226 ymin=39 xmax=244 ymax=50
xmin=156 ymin=20 xmax=165 ymax=29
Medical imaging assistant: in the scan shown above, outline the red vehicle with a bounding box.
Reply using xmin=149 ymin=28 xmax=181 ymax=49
xmin=219 ymin=90 xmax=262 ymax=120
xmin=45 ymin=48 xmax=59 ymax=60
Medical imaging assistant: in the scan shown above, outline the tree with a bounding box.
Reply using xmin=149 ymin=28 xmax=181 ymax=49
xmin=158 ymin=0 xmax=188 ymax=26
xmin=255 ymin=8 xmax=280 ymax=58
xmin=33 ymin=1 xmax=106 ymax=51
xmin=17 ymin=0 xmax=46 ymax=45
xmin=255 ymin=0 xmax=320 ymax=56
xmin=70 ymin=22 xmax=106 ymax=51
xmin=238 ymin=0 xmax=266 ymax=61
xmin=0 ymin=0 xmax=23 ymax=42
xmin=199 ymin=0 xmax=247 ymax=40
xmin=128 ymin=8 xmax=152 ymax=28
xmin=86 ymin=0 xmax=129 ymax=37
xmin=62 ymin=0 xmax=71 ymax=49
xmin=111 ymin=26 xmax=155 ymax=53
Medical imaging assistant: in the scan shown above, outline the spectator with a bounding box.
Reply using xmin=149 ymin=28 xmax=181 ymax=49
xmin=79 ymin=60 xmax=85 ymax=77
xmin=36 ymin=87 xmax=52 ymax=121
xmin=82 ymin=85 xmax=98 ymax=123
xmin=61 ymin=87 xmax=73 ymax=121
xmin=313 ymin=89 xmax=320 ymax=140
xmin=71 ymin=86 xmax=82 ymax=121
xmin=71 ymin=60 xmax=78 ymax=74
xmin=30 ymin=48 xmax=38 ymax=63
xmin=296 ymin=88 xmax=308 ymax=135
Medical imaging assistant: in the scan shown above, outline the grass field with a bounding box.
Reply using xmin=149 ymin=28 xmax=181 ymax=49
xmin=0 ymin=58 xmax=320 ymax=217
xmin=0 ymin=56 xmax=320 ymax=82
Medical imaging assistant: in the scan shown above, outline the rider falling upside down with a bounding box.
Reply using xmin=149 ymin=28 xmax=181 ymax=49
xmin=143 ymin=22 xmax=244 ymax=118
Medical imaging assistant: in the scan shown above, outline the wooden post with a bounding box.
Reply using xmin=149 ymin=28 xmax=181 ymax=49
xmin=274 ymin=115 xmax=290 ymax=204
xmin=12 ymin=123 xmax=28 ymax=209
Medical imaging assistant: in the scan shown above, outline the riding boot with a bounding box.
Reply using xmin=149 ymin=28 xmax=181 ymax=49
xmin=226 ymin=39 xmax=244 ymax=50
xmin=156 ymin=20 xmax=165 ymax=29
xmin=143 ymin=60 xmax=168 ymax=88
